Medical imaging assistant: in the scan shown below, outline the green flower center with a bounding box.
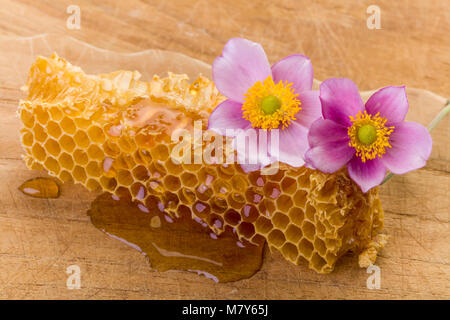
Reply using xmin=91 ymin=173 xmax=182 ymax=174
xmin=357 ymin=124 xmax=377 ymax=145
xmin=260 ymin=95 xmax=281 ymax=115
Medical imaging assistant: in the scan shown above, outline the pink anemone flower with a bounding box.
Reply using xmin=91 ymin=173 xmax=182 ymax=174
xmin=305 ymin=78 xmax=432 ymax=192
xmin=207 ymin=38 xmax=321 ymax=170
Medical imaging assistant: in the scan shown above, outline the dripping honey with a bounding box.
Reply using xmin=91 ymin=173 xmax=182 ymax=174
xmin=88 ymin=193 xmax=265 ymax=283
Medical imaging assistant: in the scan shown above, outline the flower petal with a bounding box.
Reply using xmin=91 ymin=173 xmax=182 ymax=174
xmin=381 ymin=122 xmax=432 ymax=174
xmin=207 ymin=99 xmax=251 ymax=136
xmin=292 ymin=90 xmax=322 ymax=128
xmin=365 ymin=86 xmax=408 ymax=125
xmin=347 ymin=157 xmax=386 ymax=193
xmin=320 ymin=78 xmax=364 ymax=126
xmin=212 ymin=38 xmax=271 ymax=103
xmin=275 ymin=122 xmax=309 ymax=167
xmin=304 ymin=119 xmax=354 ymax=172
xmin=271 ymin=54 xmax=313 ymax=93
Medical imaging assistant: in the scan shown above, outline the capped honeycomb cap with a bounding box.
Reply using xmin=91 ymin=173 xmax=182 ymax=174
xmin=18 ymin=54 xmax=387 ymax=273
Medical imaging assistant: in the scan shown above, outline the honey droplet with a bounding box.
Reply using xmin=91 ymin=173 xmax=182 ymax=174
xmin=18 ymin=177 xmax=60 ymax=198
xmin=88 ymin=193 xmax=265 ymax=282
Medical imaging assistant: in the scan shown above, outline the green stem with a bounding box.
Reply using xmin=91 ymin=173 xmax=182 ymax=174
xmin=381 ymin=99 xmax=450 ymax=185
xmin=427 ymin=99 xmax=450 ymax=132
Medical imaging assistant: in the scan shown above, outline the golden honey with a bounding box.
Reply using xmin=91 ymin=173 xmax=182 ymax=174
xmin=18 ymin=177 xmax=60 ymax=198
xmin=88 ymin=192 xmax=264 ymax=282
xmin=18 ymin=54 xmax=386 ymax=273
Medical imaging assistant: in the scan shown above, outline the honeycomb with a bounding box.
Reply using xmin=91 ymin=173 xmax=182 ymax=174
xmin=18 ymin=54 xmax=387 ymax=273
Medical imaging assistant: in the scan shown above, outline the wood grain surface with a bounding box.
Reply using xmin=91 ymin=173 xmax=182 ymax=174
xmin=0 ymin=0 xmax=449 ymax=300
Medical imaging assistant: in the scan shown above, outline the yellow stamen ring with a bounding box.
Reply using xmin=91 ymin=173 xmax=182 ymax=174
xmin=242 ymin=76 xmax=301 ymax=130
xmin=348 ymin=111 xmax=394 ymax=162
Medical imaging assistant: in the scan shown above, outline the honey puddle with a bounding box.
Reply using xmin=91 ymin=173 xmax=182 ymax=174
xmin=18 ymin=177 xmax=60 ymax=198
xmin=88 ymin=193 xmax=265 ymax=282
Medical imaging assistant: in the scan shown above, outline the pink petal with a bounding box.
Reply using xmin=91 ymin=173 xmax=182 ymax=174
xmin=212 ymin=38 xmax=271 ymax=103
xmin=271 ymin=54 xmax=313 ymax=93
xmin=347 ymin=156 xmax=386 ymax=193
xmin=381 ymin=122 xmax=432 ymax=174
xmin=276 ymin=122 xmax=309 ymax=167
xmin=304 ymin=119 xmax=354 ymax=172
xmin=293 ymin=90 xmax=322 ymax=128
xmin=207 ymin=99 xmax=251 ymax=136
xmin=320 ymin=78 xmax=364 ymax=126
xmin=365 ymin=86 xmax=408 ymax=125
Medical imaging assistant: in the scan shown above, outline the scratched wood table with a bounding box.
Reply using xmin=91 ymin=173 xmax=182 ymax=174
xmin=0 ymin=0 xmax=449 ymax=299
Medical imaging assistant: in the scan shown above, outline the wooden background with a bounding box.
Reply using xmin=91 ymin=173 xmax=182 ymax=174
xmin=0 ymin=0 xmax=449 ymax=299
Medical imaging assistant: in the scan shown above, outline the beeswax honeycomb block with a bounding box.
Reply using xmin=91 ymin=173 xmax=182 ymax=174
xmin=18 ymin=54 xmax=386 ymax=273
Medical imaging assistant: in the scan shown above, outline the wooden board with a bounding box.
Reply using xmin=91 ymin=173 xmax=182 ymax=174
xmin=0 ymin=1 xmax=449 ymax=300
